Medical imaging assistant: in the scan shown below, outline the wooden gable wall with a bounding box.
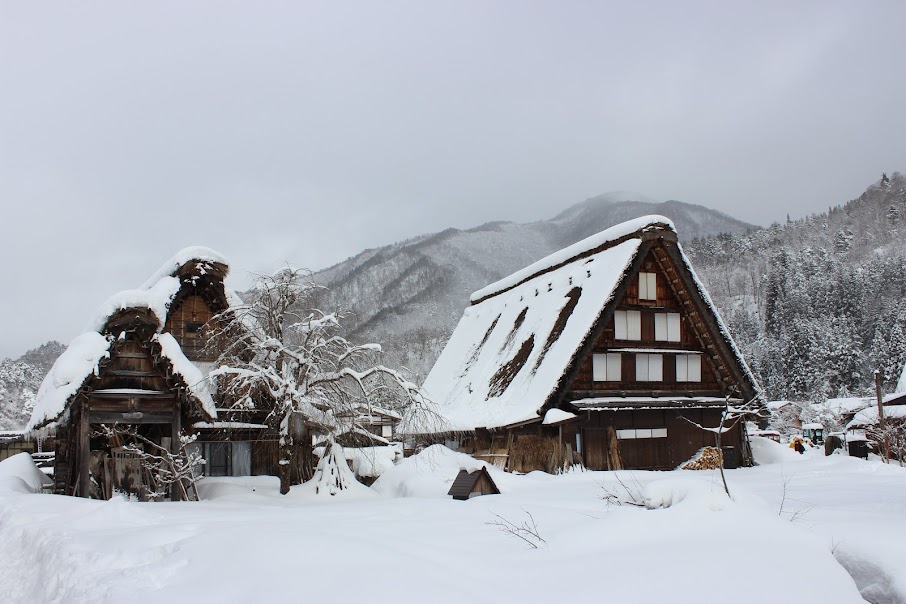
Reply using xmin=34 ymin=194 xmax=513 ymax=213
xmin=566 ymin=241 xmax=733 ymax=399
xmin=164 ymin=293 xmax=217 ymax=361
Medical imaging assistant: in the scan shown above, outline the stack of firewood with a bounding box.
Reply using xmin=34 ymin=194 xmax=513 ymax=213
xmin=681 ymin=446 xmax=723 ymax=470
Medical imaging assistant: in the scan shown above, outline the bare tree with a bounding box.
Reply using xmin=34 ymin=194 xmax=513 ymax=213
xmin=210 ymin=267 xmax=432 ymax=495
xmin=867 ymin=420 xmax=906 ymax=466
xmin=487 ymin=510 xmax=546 ymax=549
xmin=96 ymin=424 xmax=205 ymax=501
xmin=683 ymin=391 xmax=765 ymax=498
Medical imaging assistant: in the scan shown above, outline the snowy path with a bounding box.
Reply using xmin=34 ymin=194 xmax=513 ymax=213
xmin=1 ymin=442 xmax=903 ymax=603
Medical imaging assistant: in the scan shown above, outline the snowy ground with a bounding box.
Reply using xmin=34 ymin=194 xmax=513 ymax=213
xmin=1 ymin=440 xmax=904 ymax=604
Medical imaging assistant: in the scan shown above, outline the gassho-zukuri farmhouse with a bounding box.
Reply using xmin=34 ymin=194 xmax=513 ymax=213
xmin=418 ymin=215 xmax=762 ymax=472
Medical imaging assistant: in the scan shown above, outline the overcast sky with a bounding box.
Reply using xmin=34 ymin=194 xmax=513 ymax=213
xmin=1 ymin=1 xmax=905 ymax=359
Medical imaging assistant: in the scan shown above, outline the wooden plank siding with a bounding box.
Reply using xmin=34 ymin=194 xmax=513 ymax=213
xmin=567 ymin=246 xmax=723 ymax=397
xmin=582 ymin=409 xmax=742 ymax=470
xmin=164 ymin=294 xmax=217 ymax=361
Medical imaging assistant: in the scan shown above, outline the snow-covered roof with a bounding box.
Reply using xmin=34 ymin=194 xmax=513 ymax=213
xmin=471 ymin=215 xmax=674 ymax=303
xmin=767 ymin=400 xmax=797 ymax=410
xmin=542 ymin=409 xmax=577 ymax=425
xmin=29 ymin=247 xmax=234 ymax=431
xmin=422 ymin=216 xmax=760 ymax=432
xmin=154 ymin=333 xmax=217 ymax=419
xmin=90 ymin=246 xmax=234 ymax=334
xmin=87 ymin=277 xmax=181 ymax=333
xmin=801 ymin=423 xmax=824 ymax=430
xmin=139 ymin=246 xmax=230 ymax=290
xmin=896 ymin=362 xmax=906 ymax=394
xmin=423 ymin=235 xmax=642 ymax=430
xmin=814 ymin=397 xmax=872 ymax=415
xmin=847 ymin=405 xmax=906 ymax=429
xmin=26 ymin=332 xmax=112 ymax=431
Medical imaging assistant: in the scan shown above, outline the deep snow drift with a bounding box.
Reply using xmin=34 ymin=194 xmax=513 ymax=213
xmin=1 ymin=440 xmax=903 ymax=603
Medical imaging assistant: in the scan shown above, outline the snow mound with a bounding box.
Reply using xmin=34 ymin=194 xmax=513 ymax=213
xmin=372 ymin=445 xmax=493 ymax=498
xmin=0 ymin=452 xmax=52 ymax=494
xmin=750 ymin=436 xmax=802 ymax=465
xmin=196 ymin=476 xmax=282 ymax=501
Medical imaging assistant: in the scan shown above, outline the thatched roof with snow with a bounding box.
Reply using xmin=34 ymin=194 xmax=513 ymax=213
xmin=27 ymin=247 xmax=232 ymax=431
xmin=422 ymin=216 xmax=760 ymax=431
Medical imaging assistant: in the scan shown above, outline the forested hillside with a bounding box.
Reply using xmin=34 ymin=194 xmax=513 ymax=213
xmin=688 ymin=173 xmax=906 ymax=402
xmin=0 ymin=341 xmax=65 ymax=430
xmin=310 ymin=193 xmax=756 ymax=379
xmin=2 ymin=177 xmax=903 ymax=429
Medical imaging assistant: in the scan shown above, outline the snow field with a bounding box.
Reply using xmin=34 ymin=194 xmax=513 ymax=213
xmin=1 ymin=441 xmax=903 ymax=603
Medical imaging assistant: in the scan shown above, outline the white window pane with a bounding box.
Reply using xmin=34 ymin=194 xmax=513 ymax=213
xmin=381 ymin=424 xmax=393 ymax=438
xmin=668 ymin=313 xmax=681 ymax=342
xmin=689 ymin=355 xmax=702 ymax=382
xmin=616 ymin=429 xmax=635 ymax=439
xmin=652 ymin=428 xmax=667 ymax=438
xmin=676 ymin=355 xmax=688 ymax=382
xmin=635 ymin=428 xmax=652 ymax=438
xmin=627 ymin=310 xmax=641 ymax=340
xmin=649 ymin=354 xmax=663 ymax=381
xmin=639 ymin=272 xmax=657 ymax=300
xmin=635 ymin=354 xmax=649 ymax=381
xmin=614 ymin=310 xmax=627 ymax=340
xmin=655 ymin=313 xmax=668 ymax=341
xmin=593 ymin=354 xmax=607 ymax=381
xmin=607 ymin=353 xmax=621 ymax=381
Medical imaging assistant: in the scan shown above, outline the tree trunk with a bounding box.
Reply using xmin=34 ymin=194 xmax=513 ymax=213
xmin=279 ymin=408 xmax=293 ymax=495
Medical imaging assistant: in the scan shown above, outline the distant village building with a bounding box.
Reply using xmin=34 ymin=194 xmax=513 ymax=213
xmin=420 ymin=216 xmax=762 ymax=471
xmin=26 ymin=248 xmax=311 ymax=499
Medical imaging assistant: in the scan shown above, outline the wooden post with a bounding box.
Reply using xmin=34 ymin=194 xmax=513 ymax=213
xmin=875 ymin=369 xmax=890 ymax=462
xmin=171 ymin=408 xmax=182 ymax=501
xmin=79 ymin=401 xmax=91 ymax=498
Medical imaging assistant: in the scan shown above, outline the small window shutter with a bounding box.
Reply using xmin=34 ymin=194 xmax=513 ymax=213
xmin=593 ymin=354 xmax=607 ymax=381
xmin=667 ymin=313 xmax=681 ymax=342
xmin=688 ymin=355 xmax=702 ymax=382
xmin=649 ymin=354 xmax=663 ymax=381
xmin=627 ymin=310 xmax=641 ymax=340
xmin=614 ymin=311 xmax=627 ymax=340
xmin=639 ymin=272 xmax=657 ymax=300
xmin=676 ymin=355 xmax=688 ymax=382
xmin=655 ymin=313 xmax=667 ymax=341
xmin=607 ymin=353 xmax=621 ymax=381
xmin=636 ymin=353 xmax=649 ymax=381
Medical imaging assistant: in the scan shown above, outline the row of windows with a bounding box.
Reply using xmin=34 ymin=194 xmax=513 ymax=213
xmin=613 ymin=310 xmax=681 ymax=342
xmin=616 ymin=428 xmax=667 ymax=440
xmin=592 ymin=352 xmax=702 ymax=382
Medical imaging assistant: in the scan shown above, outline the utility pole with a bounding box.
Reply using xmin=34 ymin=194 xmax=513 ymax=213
xmin=875 ymin=369 xmax=890 ymax=462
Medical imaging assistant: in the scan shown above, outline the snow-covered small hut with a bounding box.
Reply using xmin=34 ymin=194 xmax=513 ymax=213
xmin=421 ymin=216 xmax=762 ymax=471
xmin=26 ymin=248 xmax=305 ymax=499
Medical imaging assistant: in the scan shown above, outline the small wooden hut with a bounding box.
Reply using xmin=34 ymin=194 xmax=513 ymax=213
xmin=448 ymin=466 xmax=500 ymax=500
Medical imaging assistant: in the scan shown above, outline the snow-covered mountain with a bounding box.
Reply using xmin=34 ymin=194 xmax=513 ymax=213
xmin=311 ymin=194 xmax=756 ymax=379
xmin=0 ymin=341 xmax=65 ymax=430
